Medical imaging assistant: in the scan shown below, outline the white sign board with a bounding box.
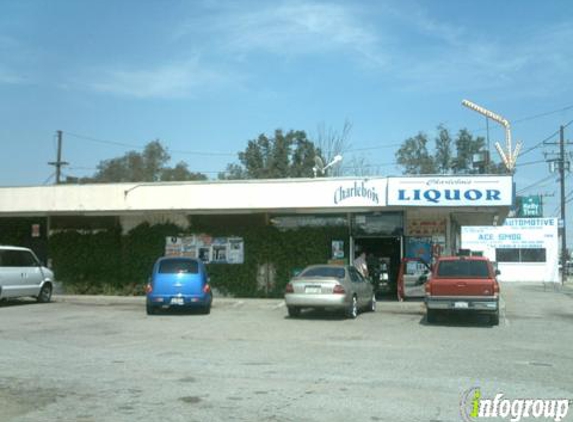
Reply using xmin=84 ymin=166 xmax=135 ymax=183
xmin=387 ymin=176 xmax=513 ymax=207
xmin=461 ymin=218 xmax=558 ymax=283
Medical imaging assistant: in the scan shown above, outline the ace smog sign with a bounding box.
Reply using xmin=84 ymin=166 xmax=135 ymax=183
xmin=387 ymin=176 xmax=513 ymax=207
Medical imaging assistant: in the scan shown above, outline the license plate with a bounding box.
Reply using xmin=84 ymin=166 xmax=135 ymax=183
xmin=454 ymin=301 xmax=469 ymax=309
xmin=305 ymin=287 xmax=321 ymax=294
xmin=171 ymin=297 xmax=184 ymax=305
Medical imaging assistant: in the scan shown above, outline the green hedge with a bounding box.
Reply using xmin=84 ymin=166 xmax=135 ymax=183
xmin=3 ymin=216 xmax=349 ymax=297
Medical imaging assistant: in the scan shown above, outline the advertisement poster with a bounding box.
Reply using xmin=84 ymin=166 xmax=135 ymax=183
xmin=407 ymin=219 xmax=446 ymax=236
xmin=165 ymin=235 xmax=244 ymax=264
xmin=405 ymin=237 xmax=432 ymax=262
xmin=331 ymin=240 xmax=344 ymax=259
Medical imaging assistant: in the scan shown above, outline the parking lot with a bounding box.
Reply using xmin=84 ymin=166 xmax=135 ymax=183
xmin=1 ymin=282 xmax=573 ymax=422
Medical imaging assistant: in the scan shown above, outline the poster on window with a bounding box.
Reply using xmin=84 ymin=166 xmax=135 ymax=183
xmin=165 ymin=235 xmax=244 ymax=264
xmin=331 ymin=240 xmax=344 ymax=259
xmin=405 ymin=237 xmax=432 ymax=262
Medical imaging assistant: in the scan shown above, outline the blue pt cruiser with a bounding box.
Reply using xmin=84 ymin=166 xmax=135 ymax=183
xmin=146 ymin=257 xmax=212 ymax=315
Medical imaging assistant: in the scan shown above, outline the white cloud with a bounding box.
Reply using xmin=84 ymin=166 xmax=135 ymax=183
xmin=386 ymin=9 xmax=573 ymax=96
xmin=0 ymin=67 xmax=25 ymax=85
xmin=83 ymin=58 xmax=234 ymax=99
xmin=178 ymin=1 xmax=387 ymax=67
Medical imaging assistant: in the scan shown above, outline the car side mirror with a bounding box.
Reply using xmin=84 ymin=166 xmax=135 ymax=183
xmin=495 ymin=269 xmax=501 ymax=276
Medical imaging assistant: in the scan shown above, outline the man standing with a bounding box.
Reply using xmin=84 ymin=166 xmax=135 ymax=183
xmin=353 ymin=251 xmax=369 ymax=279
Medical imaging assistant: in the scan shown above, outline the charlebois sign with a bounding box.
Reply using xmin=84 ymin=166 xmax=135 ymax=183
xmin=333 ymin=181 xmax=380 ymax=205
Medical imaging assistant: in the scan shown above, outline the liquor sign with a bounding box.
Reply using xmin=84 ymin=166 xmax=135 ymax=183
xmin=387 ymin=176 xmax=513 ymax=207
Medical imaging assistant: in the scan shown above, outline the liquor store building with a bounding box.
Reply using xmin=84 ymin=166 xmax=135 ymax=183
xmin=0 ymin=175 xmax=514 ymax=292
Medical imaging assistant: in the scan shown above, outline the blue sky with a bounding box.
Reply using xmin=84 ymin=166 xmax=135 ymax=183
xmin=1 ymin=1 xmax=573 ymax=223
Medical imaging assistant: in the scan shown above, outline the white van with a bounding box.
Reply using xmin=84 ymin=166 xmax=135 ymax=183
xmin=0 ymin=245 xmax=54 ymax=303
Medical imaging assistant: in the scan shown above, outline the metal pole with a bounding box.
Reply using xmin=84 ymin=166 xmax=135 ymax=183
xmin=486 ymin=117 xmax=490 ymax=172
xmin=560 ymin=125 xmax=567 ymax=284
xmin=56 ymin=130 xmax=63 ymax=184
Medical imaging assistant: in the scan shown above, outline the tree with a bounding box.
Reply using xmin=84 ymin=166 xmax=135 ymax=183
xmin=453 ymin=129 xmax=485 ymax=174
xmin=396 ymin=132 xmax=436 ymax=175
xmin=434 ymin=124 xmax=453 ymax=174
xmin=315 ymin=120 xmax=352 ymax=177
xmin=219 ymin=129 xmax=322 ymax=180
xmin=76 ymin=140 xmax=207 ymax=183
xmin=160 ymin=162 xmax=207 ymax=182
xmin=396 ymin=125 xmax=508 ymax=175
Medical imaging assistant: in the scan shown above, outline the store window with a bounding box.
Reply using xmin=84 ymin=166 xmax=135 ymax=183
xmin=351 ymin=213 xmax=403 ymax=236
xmin=270 ymin=215 xmax=347 ymax=231
xmin=495 ymin=248 xmax=546 ymax=263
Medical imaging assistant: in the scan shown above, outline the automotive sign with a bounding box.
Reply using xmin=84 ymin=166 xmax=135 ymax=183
xmin=387 ymin=176 xmax=513 ymax=207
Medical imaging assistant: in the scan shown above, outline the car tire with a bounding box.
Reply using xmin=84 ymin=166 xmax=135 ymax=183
xmin=288 ymin=306 xmax=301 ymax=318
xmin=37 ymin=283 xmax=52 ymax=303
xmin=201 ymin=305 xmax=211 ymax=315
xmin=368 ymin=294 xmax=376 ymax=312
xmin=490 ymin=310 xmax=500 ymax=326
xmin=346 ymin=296 xmax=358 ymax=319
xmin=146 ymin=304 xmax=156 ymax=315
xmin=426 ymin=309 xmax=437 ymax=324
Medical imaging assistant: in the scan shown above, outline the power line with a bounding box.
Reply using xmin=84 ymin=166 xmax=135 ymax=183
xmin=515 ymin=159 xmax=546 ymax=168
xmin=516 ymin=174 xmax=555 ymax=194
xmin=42 ymin=173 xmax=55 ymax=185
xmin=519 ymin=128 xmax=560 ymax=157
xmin=64 ymin=131 xmax=236 ymax=157
xmin=469 ymin=103 xmax=573 ymax=134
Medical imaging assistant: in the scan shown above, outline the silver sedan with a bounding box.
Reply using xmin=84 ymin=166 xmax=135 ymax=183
xmin=284 ymin=264 xmax=376 ymax=319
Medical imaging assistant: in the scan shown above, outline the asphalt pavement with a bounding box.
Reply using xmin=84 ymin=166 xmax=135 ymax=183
xmin=1 ymin=282 xmax=572 ymax=422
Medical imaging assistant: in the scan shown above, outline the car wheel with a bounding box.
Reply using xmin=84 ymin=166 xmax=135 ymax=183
xmin=288 ymin=306 xmax=301 ymax=318
xmin=426 ymin=309 xmax=436 ymax=324
xmin=368 ymin=294 xmax=376 ymax=312
xmin=346 ymin=296 xmax=358 ymax=319
xmin=201 ymin=305 xmax=211 ymax=315
xmin=490 ymin=310 xmax=500 ymax=326
xmin=146 ymin=304 xmax=156 ymax=315
xmin=37 ymin=284 xmax=52 ymax=303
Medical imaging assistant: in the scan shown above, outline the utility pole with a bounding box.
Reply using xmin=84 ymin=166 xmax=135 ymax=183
xmin=48 ymin=130 xmax=68 ymax=184
xmin=559 ymin=126 xmax=567 ymax=285
xmin=546 ymin=126 xmax=570 ymax=284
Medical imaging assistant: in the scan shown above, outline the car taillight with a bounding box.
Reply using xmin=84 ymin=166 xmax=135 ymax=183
xmin=145 ymin=284 xmax=153 ymax=294
xmin=285 ymin=283 xmax=294 ymax=294
xmin=203 ymin=284 xmax=211 ymax=294
xmin=332 ymin=285 xmax=345 ymax=294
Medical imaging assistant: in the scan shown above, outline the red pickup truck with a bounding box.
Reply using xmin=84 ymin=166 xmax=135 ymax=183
xmin=424 ymin=256 xmax=500 ymax=325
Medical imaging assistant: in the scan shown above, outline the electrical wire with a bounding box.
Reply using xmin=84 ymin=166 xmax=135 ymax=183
xmin=64 ymin=131 xmax=236 ymax=157
xmin=469 ymin=103 xmax=573 ymax=134
xmin=42 ymin=173 xmax=55 ymax=185
xmin=515 ymin=159 xmax=546 ymax=168
xmin=516 ymin=174 xmax=555 ymax=194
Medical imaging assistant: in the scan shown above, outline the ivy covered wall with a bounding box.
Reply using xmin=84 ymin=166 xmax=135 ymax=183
xmin=1 ymin=215 xmax=349 ymax=297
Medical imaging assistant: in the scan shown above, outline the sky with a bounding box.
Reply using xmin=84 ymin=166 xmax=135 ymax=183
xmin=1 ymin=0 xmax=573 ymax=237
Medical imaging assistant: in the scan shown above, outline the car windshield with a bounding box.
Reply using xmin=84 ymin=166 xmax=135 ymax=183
xmin=159 ymin=259 xmax=199 ymax=274
xmin=300 ymin=266 xmax=345 ymax=279
xmin=436 ymin=260 xmax=489 ymax=278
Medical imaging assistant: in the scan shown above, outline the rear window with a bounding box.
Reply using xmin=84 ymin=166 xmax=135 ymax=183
xmin=300 ymin=266 xmax=345 ymax=279
xmin=158 ymin=259 xmax=199 ymax=274
xmin=436 ymin=260 xmax=490 ymax=278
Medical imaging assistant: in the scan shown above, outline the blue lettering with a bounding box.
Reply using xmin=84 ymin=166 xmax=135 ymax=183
xmin=444 ymin=189 xmax=461 ymax=200
xmin=398 ymin=189 xmax=409 ymax=200
xmin=464 ymin=189 xmax=482 ymax=201
xmin=423 ymin=189 xmax=440 ymax=204
xmin=486 ymin=189 xmax=501 ymax=200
